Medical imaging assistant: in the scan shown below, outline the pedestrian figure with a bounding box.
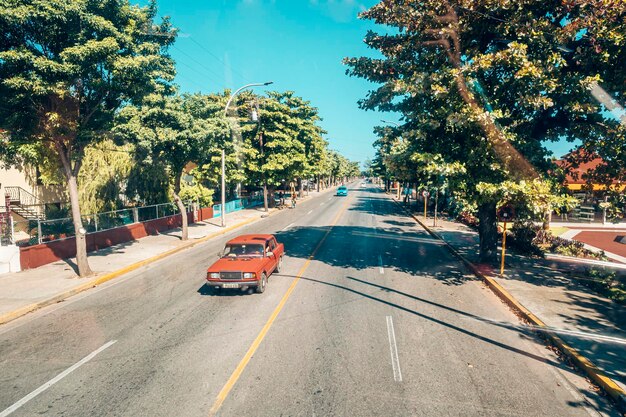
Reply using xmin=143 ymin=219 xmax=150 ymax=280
xmin=291 ymin=191 xmax=297 ymax=208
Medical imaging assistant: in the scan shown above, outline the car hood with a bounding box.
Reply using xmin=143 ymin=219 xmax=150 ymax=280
xmin=207 ymin=257 xmax=261 ymax=272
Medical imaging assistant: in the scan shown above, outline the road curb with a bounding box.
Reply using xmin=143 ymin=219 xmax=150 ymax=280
xmin=390 ymin=197 xmax=626 ymax=413
xmin=0 ymin=214 xmax=266 ymax=326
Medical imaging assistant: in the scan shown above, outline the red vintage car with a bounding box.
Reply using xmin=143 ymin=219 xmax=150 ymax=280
xmin=206 ymin=234 xmax=285 ymax=293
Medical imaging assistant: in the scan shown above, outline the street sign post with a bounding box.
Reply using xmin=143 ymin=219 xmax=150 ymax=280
xmin=498 ymin=204 xmax=515 ymax=275
xmin=422 ymin=190 xmax=429 ymax=219
xmin=432 ymin=189 xmax=439 ymax=227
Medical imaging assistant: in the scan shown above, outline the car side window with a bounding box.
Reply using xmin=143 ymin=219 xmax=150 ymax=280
xmin=268 ymin=239 xmax=276 ymax=252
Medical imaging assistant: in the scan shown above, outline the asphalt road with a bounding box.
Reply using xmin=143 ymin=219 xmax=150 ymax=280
xmin=0 ymin=184 xmax=619 ymax=417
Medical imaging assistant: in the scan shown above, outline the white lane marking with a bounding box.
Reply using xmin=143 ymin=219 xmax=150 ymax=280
xmin=307 ymin=210 xmax=313 ymax=215
xmin=378 ymin=254 xmax=384 ymax=274
xmin=0 ymin=340 xmax=117 ymax=417
xmin=283 ymin=223 xmax=295 ymax=231
xmin=386 ymin=316 xmax=402 ymax=382
xmin=320 ymin=202 xmax=325 ymax=206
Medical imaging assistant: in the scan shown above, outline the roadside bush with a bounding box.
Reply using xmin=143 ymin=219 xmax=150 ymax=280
xmin=180 ymin=183 xmax=214 ymax=208
xmin=506 ymin=222 xmax=606 ymax=260
xmin=456 ymin=211 xmax=479 ymax=229
xmin=507 ymin=222 xmax=544 ymax=257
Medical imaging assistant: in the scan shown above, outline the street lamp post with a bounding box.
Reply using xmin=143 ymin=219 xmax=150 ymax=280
xmin=221 ymin=81 xmax=273 ymax=227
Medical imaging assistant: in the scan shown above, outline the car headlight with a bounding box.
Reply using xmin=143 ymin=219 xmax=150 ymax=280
xmin=209 ymin=272 xmax=220 ymax=279
xmin=243 ymin=272 xmax=256 ymax=279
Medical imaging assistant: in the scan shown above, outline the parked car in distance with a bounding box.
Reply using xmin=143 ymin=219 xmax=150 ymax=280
xmin=336 ymin=186 xmax=348 ymax=196
xmin=206 ymin=234 xmax=284 ymax=293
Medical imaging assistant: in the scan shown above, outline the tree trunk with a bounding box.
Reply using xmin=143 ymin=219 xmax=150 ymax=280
xmin=263 ymin=182 xmax=268 ymax=212
xmin=66 ymin=173 xmax=93 ymax=277
xmin=268 ymin=185 xmax=276 ymax=208
xmin=173 ymin=174 xmax=188 ymax=241
xmin=297 ymin=177 xmax=303 ymax=198
xmin=478 ymin=201 xmax=498 ymax=263
xmin=55 ymin=142 xmax=92 ymax=278
xmin=316 ymin=175 xmax=320 ymax=193
xmin=542 ymin=208 xmax=551 ymax=231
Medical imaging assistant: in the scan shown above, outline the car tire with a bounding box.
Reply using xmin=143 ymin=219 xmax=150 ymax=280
xmin=275 ymin=256 xmax=283 ymax=273
xmin=256 ymin=273 xmax=267 ymax=294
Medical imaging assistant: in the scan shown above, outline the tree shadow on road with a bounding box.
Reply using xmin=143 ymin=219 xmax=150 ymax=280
xmin=426 ymin=220 xmax=626 ymax=395
xmin=275 ymin=273 xmax=563 ymax=368
xmin=273 ymin=224 xmax=472 ymax=286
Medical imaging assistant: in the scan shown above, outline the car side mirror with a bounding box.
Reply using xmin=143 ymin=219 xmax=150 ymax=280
xmin=267 ymin=251 xmax=274 ymax=258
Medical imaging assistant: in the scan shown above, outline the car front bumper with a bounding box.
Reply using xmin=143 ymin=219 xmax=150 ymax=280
xmin=206 ymin=280 xmax=259 ymax=289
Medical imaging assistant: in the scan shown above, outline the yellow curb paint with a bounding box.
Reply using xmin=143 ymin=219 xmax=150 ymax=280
xmin=208 ymin=197 xmax=351 ymax=417
xmin=0 ymin=214 xmax=265 ymax=326
xmin=388 ymin=196 xmax=626 ymax=411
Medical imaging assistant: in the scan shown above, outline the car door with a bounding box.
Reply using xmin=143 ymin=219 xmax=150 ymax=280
xmin=271 ymin=237 xmax=284 ymax=259
xmin=266 ymin=238 xmax=278 ymax=272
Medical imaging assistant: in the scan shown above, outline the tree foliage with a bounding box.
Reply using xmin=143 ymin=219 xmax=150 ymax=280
xmin=345 ymin=0 xmax=626 ymax=261
xmin=0 ymin=0 xmax=176 ymax=275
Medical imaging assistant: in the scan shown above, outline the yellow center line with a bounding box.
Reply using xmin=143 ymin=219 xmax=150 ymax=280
xmin=208 ymin=197 xmax=351 ymax=416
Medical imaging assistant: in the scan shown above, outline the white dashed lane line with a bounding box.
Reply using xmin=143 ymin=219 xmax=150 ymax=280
xmin=386 ymin=316 xmax=402 ymax=382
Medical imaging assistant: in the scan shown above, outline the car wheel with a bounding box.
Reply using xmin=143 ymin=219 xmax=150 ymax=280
xmin=256 ymin=273 xmax=267 ymax=294
xmin=275 ymin=256 xmax=283 ymax=273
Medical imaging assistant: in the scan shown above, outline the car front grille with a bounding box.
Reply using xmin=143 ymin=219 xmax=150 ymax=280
xmin=220 ymin=271 xmax=243 ymax=280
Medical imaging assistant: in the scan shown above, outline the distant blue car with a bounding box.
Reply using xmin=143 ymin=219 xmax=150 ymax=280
xmin=336 ymin=186 xmax=348 ymax=196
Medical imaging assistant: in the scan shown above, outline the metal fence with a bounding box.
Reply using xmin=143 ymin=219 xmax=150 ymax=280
xmin=12 ymin=200 xmax=194 ymax=247
xmin=212 ymin=193 xmax=264 ymax=218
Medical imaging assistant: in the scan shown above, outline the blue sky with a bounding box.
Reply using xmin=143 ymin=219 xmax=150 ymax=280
xmin=147 ymin=0 xmax=389 ymax=164
xmin=147 ymin=0 xmax=575 ymax=162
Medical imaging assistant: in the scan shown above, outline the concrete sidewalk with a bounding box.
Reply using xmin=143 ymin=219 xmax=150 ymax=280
xmin=411 ymin=210 xmax=626 ymax=398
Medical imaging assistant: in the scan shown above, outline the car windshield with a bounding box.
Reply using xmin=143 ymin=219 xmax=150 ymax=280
xmin=339 ymin=187 xmax=347 ymax=191
xmin=223 ymin=244 xmax=264 ymax=258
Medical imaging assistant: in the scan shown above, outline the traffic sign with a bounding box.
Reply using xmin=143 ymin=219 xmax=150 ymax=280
xmin=498 ymin=204 xmax=515 ymax=221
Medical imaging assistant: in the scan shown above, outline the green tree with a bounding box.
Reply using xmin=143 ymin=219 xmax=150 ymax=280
xmin=78 ymin=140 xmax=133 ymax=214
xmin=345 ymin=0 xmax=625 ymax=262
xmin=237 ymin=91 xmax=328 ymax=203
xmin=114 ymin=92 xmax=226 ymax=240
xmin=0 ymin=0 xmax=175 ymax=276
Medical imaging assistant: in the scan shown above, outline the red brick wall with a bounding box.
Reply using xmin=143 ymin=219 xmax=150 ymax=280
xmin=19 ymin=211 xmax=200 ymax=270
xmin=197 ymin=207 xmax=214 ymax=222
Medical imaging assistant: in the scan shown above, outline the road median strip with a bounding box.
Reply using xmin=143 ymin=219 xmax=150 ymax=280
xmin=389 ymin=195 xmax=626 ymax=413
xmin=0 ymin=213 xmax=266 ymax=326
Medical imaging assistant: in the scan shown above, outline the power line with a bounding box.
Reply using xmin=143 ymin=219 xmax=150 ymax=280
xmin=174 ymin=70 xmax=210 ymax=93
xmin=171 ymin=45 xmax=226 ymax=88
xmin=188 ymin=36 xmax=252 ymax=84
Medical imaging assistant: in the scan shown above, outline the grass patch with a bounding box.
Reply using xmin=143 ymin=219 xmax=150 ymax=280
xmin=549 ymin=226 xmax=569 ymax=237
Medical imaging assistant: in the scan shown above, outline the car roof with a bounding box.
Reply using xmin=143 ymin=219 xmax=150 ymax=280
xmin=226 ymin=234 xmax=274 ymax=245
xmin=339 ymin=186 xmax=347 ymax=188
